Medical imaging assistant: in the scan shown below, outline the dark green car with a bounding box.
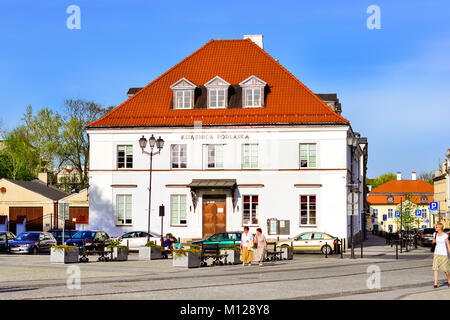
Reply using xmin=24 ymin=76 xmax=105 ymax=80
xmin=192 ymin=232 xmax=242 ymax=248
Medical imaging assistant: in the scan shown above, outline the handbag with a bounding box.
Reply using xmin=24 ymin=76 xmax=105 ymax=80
xmin=431 ymin=232 xmax=437 ymax=253
xmin=254 ymin=235 xmax=258 ymax=249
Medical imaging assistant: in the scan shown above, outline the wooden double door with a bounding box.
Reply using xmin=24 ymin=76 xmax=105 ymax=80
xmin=9 ymin=207 xmax=44 ymax=234
xmin=202 ymin=195 xmax=226 ymax=238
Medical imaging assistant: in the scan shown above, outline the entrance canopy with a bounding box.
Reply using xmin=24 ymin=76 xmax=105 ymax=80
xmin=189 ymin=179 xmax=237 ymax=211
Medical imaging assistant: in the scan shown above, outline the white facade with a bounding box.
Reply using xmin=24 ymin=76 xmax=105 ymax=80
xmin=87 ymin=125 xmax=364 ymax=242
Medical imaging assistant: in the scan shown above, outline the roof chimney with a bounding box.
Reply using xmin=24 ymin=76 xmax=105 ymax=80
xmin=243 ymin=34 xmax=263 ymax=49
xmin=38 ymin=172 xmax=48 ymax=185
xmin=411 ymin=171 xmax=416 ymax=181
xmin=397 ymin=172 xmax=402 ymax=181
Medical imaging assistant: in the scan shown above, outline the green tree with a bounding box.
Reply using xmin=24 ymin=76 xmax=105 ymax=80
xmin=394 ymin=193 xmax=421 ymax=230
xmin=418 ymin=171 xmax=434 ymax=185
xmin=367 ymin=173 xmax=397 ymax=189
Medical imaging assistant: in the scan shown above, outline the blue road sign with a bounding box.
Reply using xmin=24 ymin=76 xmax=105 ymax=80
xmin=371 ymin=218 xmax=375 ymax=223
xmin=383 ymin=214 xmax=387 ymax=221
xmin=395 ymin=211 xmax=401 ymax=217
xmin=430 ymin=202 xmax=438 ymax=211
xmin=426 ymin=219 xmax=430 ymax=223
xmin=415 ymin=209 xmax=422 ymax=217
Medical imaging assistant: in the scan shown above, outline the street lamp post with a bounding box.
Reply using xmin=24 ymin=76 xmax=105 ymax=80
xmin=139 ymin=134 xmax=165 ymax=243
xmin=347 ymin=133 xmax=359 ymax=259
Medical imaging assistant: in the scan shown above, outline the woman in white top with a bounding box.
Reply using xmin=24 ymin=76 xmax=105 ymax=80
xmin=432 ymin=222 xmax=450 ymax=288
xmin=240 ymin=226 xmax=254 ymax=266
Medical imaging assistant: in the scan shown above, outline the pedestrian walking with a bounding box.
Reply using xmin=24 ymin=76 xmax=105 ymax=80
xmin=432 ymin=222 xmax=450 ymax=288
xmin=240 ymin=226 xmax=254 ymax=266
xmin=255 ymin=228 xmax=268 ymax=266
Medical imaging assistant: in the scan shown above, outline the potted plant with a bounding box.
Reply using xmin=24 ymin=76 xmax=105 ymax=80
xmin=279 ymin=245 xmax=294 ymax=260
xmin=107 ymin=239 xmax=129 ymax=261
xmin=139 ymin=241 xmax=167 ymax=260
xmin=220 ymin=244 xmax=240 ymax=265
xmin=172 ymin=245 xmax=201 ymax=268
xmin=50 ymin=245 xmax=79 ymax=264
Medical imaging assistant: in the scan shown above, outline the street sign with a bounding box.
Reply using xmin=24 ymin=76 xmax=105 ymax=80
xmin=383 ymin=214 xmax=387 ymax=221
xmin=371 ymin=218 xmax=375 ymax=223
xmin=415 ymin=209 xmax=422 ymax=217
xmin=426 ymin=219 xmax=430 ymax=223
xmin=395 ymin=211 xmax=401 ymax=217
xmin=430 ymin=202 xmax=438 ymax=211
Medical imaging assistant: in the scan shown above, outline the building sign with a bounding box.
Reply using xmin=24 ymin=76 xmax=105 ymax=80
xmin=430 ymin=202 xmax=438 ymax=211
xmin=415 ymin=209 xmax=422 ymax=217
xmin=181 ymin=134 xmax=250 ymax=141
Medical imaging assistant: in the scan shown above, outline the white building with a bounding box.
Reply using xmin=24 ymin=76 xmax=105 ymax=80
xmin=86 ymin=36 xmax=367 ymax=242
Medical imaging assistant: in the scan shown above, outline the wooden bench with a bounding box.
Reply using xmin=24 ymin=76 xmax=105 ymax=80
xmin=200 ymin=243 xmax=228 ymax=267
xmin=265 ymin=242 xmax=283 ymax=261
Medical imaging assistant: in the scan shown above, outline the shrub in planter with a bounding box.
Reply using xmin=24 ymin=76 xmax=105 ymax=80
xmin=50 ymin=246 xmax=79 ymax=264
xmin=107 ymin=240 xmax=129 ymax=261
xmin=172 ymin=248 xmax=201 ymax=268
xmin=139 ymin=241 xmax=167 ymax=260
xmin=220 ymin=245 xmax=241 ymax=265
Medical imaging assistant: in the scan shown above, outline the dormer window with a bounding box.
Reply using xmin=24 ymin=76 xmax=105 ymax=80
xmin=170 ymin=78 xmax=196 ymax=109
xmin=205 ymin=76 xmax=230 ymax=109
xmin=239 ymin=75 xmax=266 ymax=108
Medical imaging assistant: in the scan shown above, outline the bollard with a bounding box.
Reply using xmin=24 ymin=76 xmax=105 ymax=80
xmin=395 ymin=241 xmax=399 ymax=260
xmin=340 ymin=242 xmax=343 ymax=259
xmin=343 ymin=238 xmax=346 ymax=253
xmin=400 ymin=238 xmax=402 ymax=253
xmin=361 ymin=242 xmax=363 ymax=258
xmin=405 ymin=239 xmax=409 ymax=252
xmin=325 ymin=245 xmax=328 ymax=258
xmin=414 ymin=236 xmax=417 ymax=249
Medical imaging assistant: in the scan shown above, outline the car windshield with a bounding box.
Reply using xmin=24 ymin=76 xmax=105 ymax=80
xmin=72 ymin=231 xmax=96 ymax=239
xmin=15 ymin=233 xmax=39 ymax=241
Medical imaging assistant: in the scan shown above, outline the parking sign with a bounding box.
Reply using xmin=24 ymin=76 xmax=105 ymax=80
xmin=415 ymin=209 xmax=422 ymax=217
xmin=395 ymin=211 xmax=401 ymax=217
xmin=430 ymin=202 xmax=438 ymax=211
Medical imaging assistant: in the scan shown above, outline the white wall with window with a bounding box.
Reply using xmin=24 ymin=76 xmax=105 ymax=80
xmin=204 ymin=144 xmax=224 ymax=169
xmin=171 ymin=144 xmax=187 ymax=169
xmin=116 ymin=194 xmax=132 ymax=225
xmin=242 ymin=143 xmax=258 ymax=169
xmin=170 ymin=194 xmax=187 ymax=226
xmin=117 ymin=145 xmax=133 ymax=169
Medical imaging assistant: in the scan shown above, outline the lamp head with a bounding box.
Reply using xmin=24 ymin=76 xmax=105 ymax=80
xmin=156 ymin=136 xmax=165 ymax=151
xmin=149 ymin=134 xmax=156 ymax=148
xmin=139 ymin=136 xmax=147 ymax=150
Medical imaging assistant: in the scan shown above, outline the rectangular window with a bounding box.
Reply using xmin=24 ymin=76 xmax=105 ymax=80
xmin=117 ymin=195 xmax=132 ymax=225
xmin=171 ymin=195 xmax=187 ymax=225
xmin=373 ymin=208 xmax=378 ymax=219
xmin=244 ymin=88 xmax=262 ymax=107
xmin=117 ymin=145 xmax=133 ymax=169
xmin=243 ymin=195 xmax=259 ymax=225
xmin=422 ymin=209 xmax=427 ymax=219
xmin=299 ymin=143 xmax=317 ymax=168
xmin=171 ymin=144 xmax=187 ymax=169
xmin=388 ymin=208 xmax=393 ymax=219
xmin=206 ymin=144 xmax=224 ymax=168
xmin=175 ymin=90 xmax=192 ymax=109
xmin=242 ymin=144 xmax=258 ymax=169
xmin=209 ymin=89 xmax=226 ymax=108
xmin=300 ymin=195 xmax=317 ymax=226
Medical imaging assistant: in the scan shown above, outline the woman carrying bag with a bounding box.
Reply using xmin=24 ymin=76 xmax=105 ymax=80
xmin=432 ymin=222 xmax=450 ymax=288
xmin=240 ymin=226 xmax=254 ymax=266
xmin=254 ymin=228 xmax=268 ymax=266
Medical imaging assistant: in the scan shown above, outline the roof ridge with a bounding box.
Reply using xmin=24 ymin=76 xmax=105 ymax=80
xmin=242 ymin=38 xmax=349 ymax=123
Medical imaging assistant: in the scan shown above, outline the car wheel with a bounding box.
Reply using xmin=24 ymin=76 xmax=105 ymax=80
xmin=32 ymin=247 xmax=38 ymax=255
xmin=321 ymin=245 xmax=332 ymax=255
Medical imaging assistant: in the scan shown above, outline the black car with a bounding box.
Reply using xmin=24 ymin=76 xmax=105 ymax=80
xmin=66 ymin=230 xmax=111 ymax=250
xmin=49 ymin=229 xmax=79 ymax=245
xmin=8 ymin=232 xmax=57 ymax=254
xmin=0 ymin=232 xmax=16 ymax=252
xmin=418 ymin=228 xmax=435 ymax=246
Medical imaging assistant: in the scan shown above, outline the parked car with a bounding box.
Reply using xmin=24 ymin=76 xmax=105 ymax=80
xmin=277 ymin=232 xmax=338 ymax=255
xmin=0 ymin=232 xmax=16 ymax=252
xmin=49 ymin=229 xmax=79 ymax=245
xmin=65 ymin=230 xmax=111 ymax=250
xmin=418 ymin=228 xmax=436 ymax=246
xmin=118 ymin=231 xmax=161 ymax=250
xmin=192 ymin=232 xmax=242 ymax=251
xmin=8 ymin=232 xmax=57 ymax=254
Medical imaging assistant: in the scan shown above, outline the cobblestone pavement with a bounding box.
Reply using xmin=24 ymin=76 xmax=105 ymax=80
xmin=0 ymin=234 xmax=444 ymax=300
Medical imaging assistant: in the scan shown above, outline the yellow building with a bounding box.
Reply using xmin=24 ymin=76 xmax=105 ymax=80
xmin=366 ymin=172 xmax=434 ymax=232
xmin=59 ymin=188 xmax=89 ymax=229
xmin=0 ymin=178 xmax=68 ymax=234
xmin=433 ymin=152 xmax=449 ymax=227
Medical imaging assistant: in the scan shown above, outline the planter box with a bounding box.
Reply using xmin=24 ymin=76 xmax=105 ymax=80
xmin=222 ymin=249 xmax=241 ymax=265
xmin=173 ymin=252 xmax=201 ymax=268
xmin=50 ymin=247 xmax=79 ymax=264
xmin=139 ymin=246 xmax=165 ymax=260
xmin=112 ymin=246 xmax=128 ymax=261
xmin=280 ymin=247 xmax=293 ymax=260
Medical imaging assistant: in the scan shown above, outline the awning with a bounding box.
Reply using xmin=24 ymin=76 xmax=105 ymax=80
xmin=189 ymin=179 xmax=238 ymax=212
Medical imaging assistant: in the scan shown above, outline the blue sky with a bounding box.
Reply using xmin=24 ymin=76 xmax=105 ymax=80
xmin=0 ymin=0 xmax=449 ymax=178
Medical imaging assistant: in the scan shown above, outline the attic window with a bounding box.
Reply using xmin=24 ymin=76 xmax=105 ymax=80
xmin=170 ymin=78 xmax=197 ymax=109
xmin=239 ymin=75 xmax=266 ymax=108
xmin=205 ymin=76 xmax=230 ymax=109
xmin=387 ymin=195 xmax=394 ymax=203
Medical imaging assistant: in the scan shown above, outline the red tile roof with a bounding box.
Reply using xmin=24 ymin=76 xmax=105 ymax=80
xmin=367 ymin=179 xmax=434 ymax=205
xmin=87 ymin=39 xmax=349 ymax=128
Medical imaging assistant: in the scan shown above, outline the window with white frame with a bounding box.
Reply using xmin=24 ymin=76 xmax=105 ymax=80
xmin=174 ymin=90 xmax=192 ymax=109
xmin=117 ymin=195 xmax=132 ymax=225
xmin=242 ymin=144 xmax=258 ymax=169
xmin=372 ymin=208 xmax=378 ymax=219
xmin=171 ymin=195 xmax=187 ymax=225
xmin=388 ymin=208 xmax=393 ymax=219
xmin=171 ymin=144 xmax=187 ymax=169
xmin=422 ymin=208 xmax=427 ymax=219
xmin=300 ymin=195 xmax=317 ymax=226
xmin=243 ymin=195 xmax=259 ymax=225
xmin=209 ymin=89 xmax=226 ymax=108
xmin=205 ymin=144 xmax=224 ymax=169
xmin=299 ymin=143 xmax=317 ymax=168
xmin=244 ymin=88 xmax=262 ymax=107
xmin=117 ymin=145 xmax=133 ymax=169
